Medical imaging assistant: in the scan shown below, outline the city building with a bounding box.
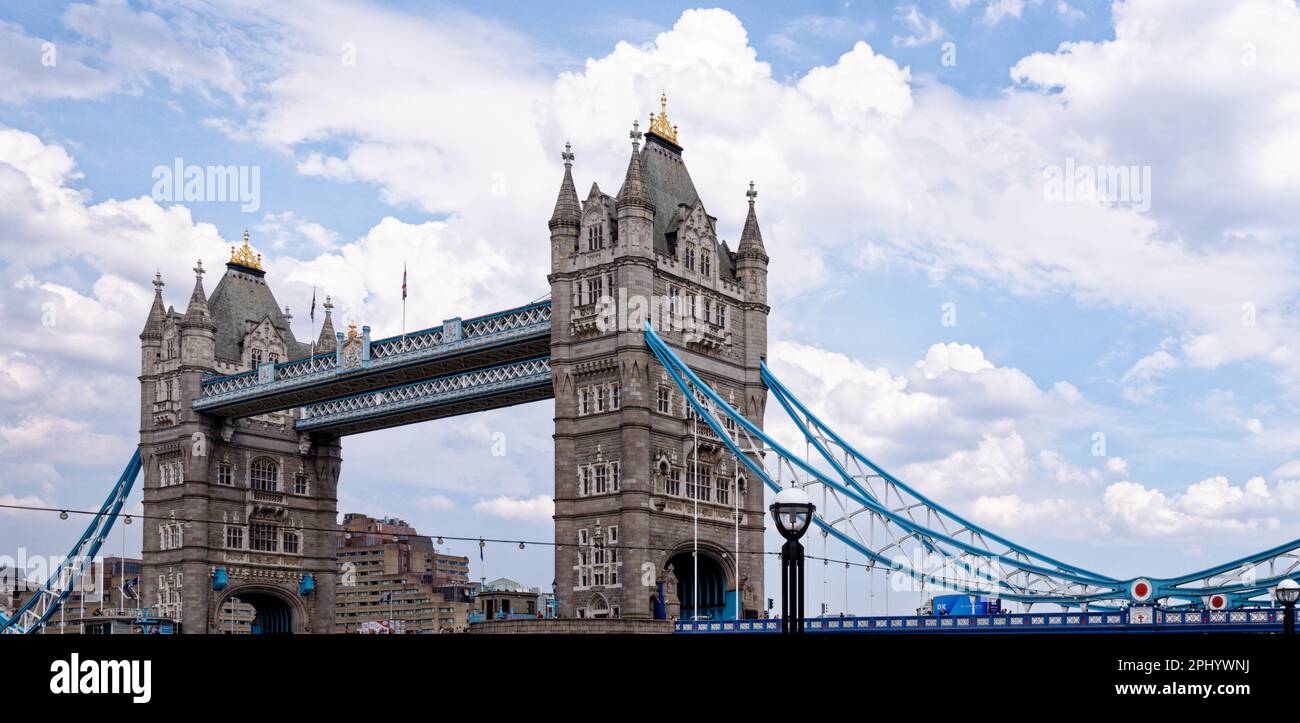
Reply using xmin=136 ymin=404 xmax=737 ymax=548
xmin=335 ymin=513 xmax=472 ymax=633
xmin=472 ymin=577 xmax=547 ymax=622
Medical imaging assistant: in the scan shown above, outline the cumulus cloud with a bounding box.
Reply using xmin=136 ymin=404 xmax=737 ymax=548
xmin=474 ymin=495 xmax=555 ymax=522
xmin=893 ymin=5 xmax=945 ymax=47
xmin=1101 ymin=475 xmax=1300 ymax=539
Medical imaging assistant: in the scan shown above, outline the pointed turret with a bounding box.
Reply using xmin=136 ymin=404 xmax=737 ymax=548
xmin=616 ymin=121 xmax=653 ymax=211
xmin=182 ymin=260 xmax=215 ymax=327
xmin=735 ymin=181 xmax=769 ymax=306
xmin=549 ymin=143 xmax=582 ymax=266
xmin=316 ymin=296 xmax=337 ymax=354
xmin=549 ymin=142 xmax=581 ymax=231
xmin=179 ymin=259 xmax=216 ymax=370
xmin=737 ymin=181 xmax=767 ymax=261
xmin=140 ymin=272 xmax=166 ymax=340
xmin=615 ymin=121 xmax=655 ymax=256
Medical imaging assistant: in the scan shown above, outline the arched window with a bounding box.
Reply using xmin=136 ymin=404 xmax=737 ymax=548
xmin=250 ymin=457 xmax=279 ymax=491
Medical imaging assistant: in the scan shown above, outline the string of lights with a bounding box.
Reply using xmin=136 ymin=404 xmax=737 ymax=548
xmin=0 ymin=500 xmax=975 ymax=577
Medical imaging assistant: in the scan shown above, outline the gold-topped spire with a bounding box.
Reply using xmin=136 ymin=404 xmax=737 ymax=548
xmin=648 ymin=92 xmax=679 ymax=145
xmin=229 ymin=228 xmax=263 ymax=271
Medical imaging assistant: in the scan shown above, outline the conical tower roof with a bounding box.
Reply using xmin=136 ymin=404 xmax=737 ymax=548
xmin=140 ymin=272 xmax=167 ymax=339
xmin=738 ymin=181 xmax=767 ymax=260
xmin=548 ymin=142 xmax=581 ymax=230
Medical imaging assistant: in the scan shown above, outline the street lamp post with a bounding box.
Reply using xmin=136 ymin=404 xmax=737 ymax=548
xmin=770 ymin=487 xmax=815 ymax=635
xmin=1275 ymin=579 xmax=1299 ymax=636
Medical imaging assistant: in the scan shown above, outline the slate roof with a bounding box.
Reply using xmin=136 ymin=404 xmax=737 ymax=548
xmin=207 ymin=264 xmax=311 ymax=363
xmin=641 ymin=133 xmax=700 ymax=257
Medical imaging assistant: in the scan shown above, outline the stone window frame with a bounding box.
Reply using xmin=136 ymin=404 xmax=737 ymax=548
xmin=577 ymin=460 xmax=621 ymax=497
xmin=158 ymin=521 xmax=183 ymax=550
xmin=250 ymin=523 xmax=278 ymax=552
xmin=282 ymin=529 xmax=300 ymax=555
xmin=158 ymin=454 xmax=184 ymax=488
xmin=656 ymin=386 xmax=672 ymax=414
xmin=216 ymin=460 xmax=234 ymax=486
xmin=224 ymin=525 xmax=244 ymax=550
xmin=249 ymin=457 xmax=279 ymax=492
xmin=293 ymin=472 xmax=309 ymax=496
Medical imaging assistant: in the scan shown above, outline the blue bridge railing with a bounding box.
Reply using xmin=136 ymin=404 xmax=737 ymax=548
xmin=675 ymin=608 xmax=1300 ymax=634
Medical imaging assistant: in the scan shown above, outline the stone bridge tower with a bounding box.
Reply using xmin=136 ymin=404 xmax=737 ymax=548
xmin=549 ymin=97 xmax=770 ymax=620
xmin=138 ymin=234 xmax=341 ymax=633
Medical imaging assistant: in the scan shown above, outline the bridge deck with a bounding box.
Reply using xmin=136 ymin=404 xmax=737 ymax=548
xmin=295 ymin=356 xmax=553 ymax=436
xmin=193 ymin=301 xmax=550 ymax=419
xmin=677 ymin=607 xmax=1298 ymax=634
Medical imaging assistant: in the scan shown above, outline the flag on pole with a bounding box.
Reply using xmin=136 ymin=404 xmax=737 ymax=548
xmin=402 ymin=263 xmax=408 ymax=301
xmin=310 ymin=287 xmax=316 ymax=323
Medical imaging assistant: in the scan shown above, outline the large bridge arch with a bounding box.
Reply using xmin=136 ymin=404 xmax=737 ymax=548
xmin=212 ymin=583 xmax=308 ymax=635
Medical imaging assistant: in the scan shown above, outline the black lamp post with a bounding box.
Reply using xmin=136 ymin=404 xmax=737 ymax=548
xmin=1275 ymin=579 xmax=1298 ymax=635
xmin=770 ymin=487 xmax=815 ymax=634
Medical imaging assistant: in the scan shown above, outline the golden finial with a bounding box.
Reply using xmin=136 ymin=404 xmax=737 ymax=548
xmin=648 ymin=92 xmax=679 ymax=145
xmin=229 ymin=228 xmax=263 ymax=271
xmin=346 ymin=320 xmax=360 ymax=340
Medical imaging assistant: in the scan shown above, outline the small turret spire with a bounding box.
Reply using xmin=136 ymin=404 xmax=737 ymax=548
xmin=617 ymin=121 xmax=652 ymax=210
xmin=182 ymin=259 xmax=214 ymax=327
xmin=140 ymin=271 xmax=167 ymax=339
xmin=548 ymin=142 xmax=581 ymax=231
xmin=738 ymin=180 xmax=767 ymax=259
xmin=316 ymin=295 xmax=337 ymax=353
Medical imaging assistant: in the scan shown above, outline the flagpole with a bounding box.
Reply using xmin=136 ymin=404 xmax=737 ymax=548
xmin=692 ymin=407 xmax=699 ymax=622
xmin=734 ymin=450 xmax=740 ymax=621
xmin=309 ymin=286 xmax=316 ymax=362
xmin=402 ymin=262 xmax=408 ymax=340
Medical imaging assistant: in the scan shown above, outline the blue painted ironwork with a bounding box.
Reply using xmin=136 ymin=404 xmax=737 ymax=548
xmin=675 ymin=607 xmax=1300 ymax=634
xmin=296 ymin=356 xmax=551 ymax=432
xmin=644 ymin=323 xmax=1297 ymax=608
xmin=0 ymin=450 xmax=142 ymax=634
xmin=194 ymin=301 xmax=551 ymax=412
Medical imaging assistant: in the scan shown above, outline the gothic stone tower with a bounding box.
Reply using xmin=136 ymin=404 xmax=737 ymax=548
xmin=138 ymin=235 xmax=342 ymax=633
xmin=549 ymin=97 xmax=770 ymax=620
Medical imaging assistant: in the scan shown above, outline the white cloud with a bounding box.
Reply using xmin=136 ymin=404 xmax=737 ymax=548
xmin=1121 ymin=349 xmax=1179 ymax=403
xmin=970 ymin=494 xmax=1079 ymax=529
xmin=416 ymin=495 xmax=454 ymax=511
xmin=474 ymin=495 xmax=555 ymax=521
xmin=767 ymin=15 xmax=876 ymax=60
xmin=902 ymin=431 xmax=1031 ymax=497
xmin=1101 ymin=475 xmax=1296 ymax=538
xmin=916 ymin=342 xmax=995 ymax=379
xmin=0 ymin=20 xmax=116 ymax=103
xmin=1055 ymin=1 xmax=1085 ymax=20
xmin=892 ymin=5 xmax=944 ymax=48
xmin=983 ymin=0 xmax=1029 ymax=25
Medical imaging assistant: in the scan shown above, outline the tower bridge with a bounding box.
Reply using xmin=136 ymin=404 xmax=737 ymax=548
xmin=5 ymin=96 xmax=1300 ymax=635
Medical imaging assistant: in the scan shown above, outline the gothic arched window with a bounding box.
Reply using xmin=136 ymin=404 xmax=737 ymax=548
xmin=250 ymin=457 xmax=279 ymax=492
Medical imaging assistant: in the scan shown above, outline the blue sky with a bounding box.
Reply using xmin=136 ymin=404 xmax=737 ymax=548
xmin=2 ymin=0 xmax=1300 ymax=614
